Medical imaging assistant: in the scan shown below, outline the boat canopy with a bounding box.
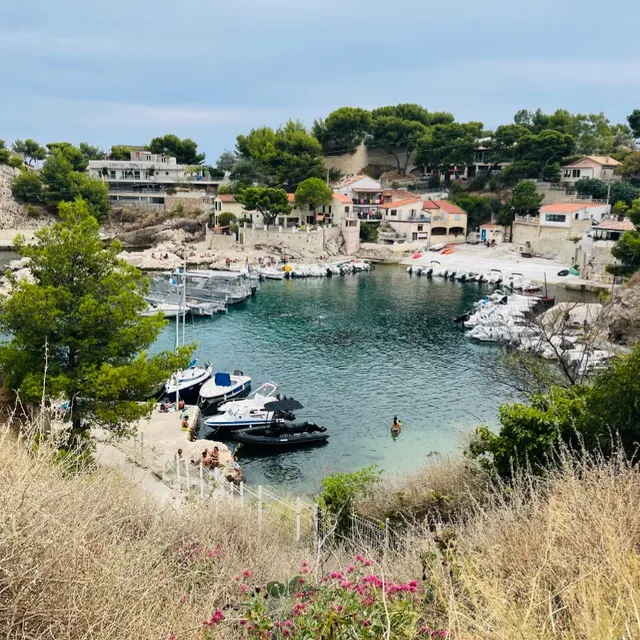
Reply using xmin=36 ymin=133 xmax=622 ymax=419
xmin=264 ymin=399 xmax=304 ymax=412
xmin=214 ymin=372 xmax=232 ymax=387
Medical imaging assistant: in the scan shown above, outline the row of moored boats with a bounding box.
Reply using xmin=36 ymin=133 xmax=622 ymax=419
xmin=162 ymin=366 xmax=328 ymax=451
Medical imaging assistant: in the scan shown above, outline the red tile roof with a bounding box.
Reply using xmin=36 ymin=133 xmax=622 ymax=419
xmin=378 ymin=198 xmax=422 ymax=209
xmin=217 ymin=194 xmax=237 ymax=203
xmin=432 ymin=200 xmax=466 ymax=215
xmin=563 ymin=155 xmax=621 ymax=168
xmin=540 ymin=204 xmax=586 ymax=213
xmin=480 ymin=223 xmax=504 ymax=229
xmin=287 ymin=193 xmax=296 ymax=203
xmin=332 ymin=193 xmax=352 ymax=204
xmin=596 ymin=219 xmax=635 ymax=231
xmin=422 ymin=200 xmax=439 ymax=209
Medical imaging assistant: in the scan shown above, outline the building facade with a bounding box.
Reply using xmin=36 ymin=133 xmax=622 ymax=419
xmin=561 ymin=156 xmax=621 ymax=185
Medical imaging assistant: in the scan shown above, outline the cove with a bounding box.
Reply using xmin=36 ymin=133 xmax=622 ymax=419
xmin=152 ymin=265 xmax=522 ymax=492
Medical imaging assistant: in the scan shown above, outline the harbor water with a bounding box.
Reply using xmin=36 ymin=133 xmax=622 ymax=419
xmin=152 ymin=265 xmax=530 ymax=492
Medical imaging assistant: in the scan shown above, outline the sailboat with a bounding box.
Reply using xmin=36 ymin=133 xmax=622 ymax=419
xmin=161 ymin=263 xmax=212 ymax=404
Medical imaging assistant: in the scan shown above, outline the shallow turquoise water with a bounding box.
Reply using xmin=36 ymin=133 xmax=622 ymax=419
xmin=153 ymin=266 xmax=519 ymax=492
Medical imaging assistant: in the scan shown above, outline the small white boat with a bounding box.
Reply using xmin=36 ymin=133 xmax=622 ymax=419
xmin=164 ymin=361 xmax=213 ymax=403
xmin=198 ymin=370 xmax=252 ymax=414
xmin=202 ymin=382 xmax=282 ymax=434
xmin=140 ymin=301 xmax=183 ymax=318
xmin=262 ymin=268 xmax=285 ymax=280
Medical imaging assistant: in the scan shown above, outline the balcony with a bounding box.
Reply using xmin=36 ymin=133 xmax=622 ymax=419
xmin=352 ymin=198 xmax=383 ymax=206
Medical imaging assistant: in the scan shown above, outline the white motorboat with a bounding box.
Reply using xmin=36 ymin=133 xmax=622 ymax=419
xmin=262 ymin=268 xmax=285 ymax=280
xmin=202 ymin=382 xmax=281 ymax=434
xmin=164 ymin=360 xmax=213 ymax=403
xmin=198 ymin=370 xmax=252 ymax=414
xmin=140 ymin=301 xmax=183 ymax=318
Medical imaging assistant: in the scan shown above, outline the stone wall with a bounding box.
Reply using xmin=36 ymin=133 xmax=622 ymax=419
xmin=238 ymin=225 xmax=344 ymax=257
xmin=323 ymin=144 xmax=420 ymax=178
xmin=206 ymin=231 xmax=238 ymax=251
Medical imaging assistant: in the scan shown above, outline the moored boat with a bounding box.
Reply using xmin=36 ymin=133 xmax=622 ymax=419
xmin=198 ymin=371 xmax=252 ymax=414
xmin=164 ymin=361 xmax=213 ymax=404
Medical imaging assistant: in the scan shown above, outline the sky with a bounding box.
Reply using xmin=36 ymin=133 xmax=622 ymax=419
xmin=2 ymin=0 xmax=639 ymax=163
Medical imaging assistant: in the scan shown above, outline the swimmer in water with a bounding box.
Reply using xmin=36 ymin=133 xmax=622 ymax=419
xmin=391 ymin=416 xmax=402 ymax=435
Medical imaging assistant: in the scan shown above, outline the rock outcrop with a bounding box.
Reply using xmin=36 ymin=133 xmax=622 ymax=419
xmin=607 ymin=274 xmax=640 ymax=346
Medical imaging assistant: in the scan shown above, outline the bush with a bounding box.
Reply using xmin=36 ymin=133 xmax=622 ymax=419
xmin=8 ymin=155 xmax=23 ymax=169
xmin=166 ymin=187 xmax=177 ymax=195
xmin=26 ymin=204 xmax=40 ymax=218
xmin=11 ymin=170 xmax=44 ymax=203
xmin=216 ymin=211 xmax=237 ymax=228
xmin=359 ymin=222 xmax=379 ymax=243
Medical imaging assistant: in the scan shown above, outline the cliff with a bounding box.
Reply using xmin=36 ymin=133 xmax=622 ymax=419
xmin=0 ymin=164 xmax=51 ymax=230
xmin=607 ymin=273 xmax=640 ymax=346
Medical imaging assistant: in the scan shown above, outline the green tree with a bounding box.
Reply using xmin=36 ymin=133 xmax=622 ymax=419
xmin=236 ymin=121 xmax=324 ymax=189
xmin=79 ymin=142 xmax=105 ymax=161
xmin=371 ymin=103 xmax=454 ymax=127
xmin=215 ymin=211 xmax=237 ymax=229
xmin=616 ymin=151 xmax=640 ymax=184
xmin=514 ymin=130 xmax=575 ymax=178
xmin=451 ymin=194 xmax=501 ymax=230
xmin=294 ymin=177 xmax=333 ymax=219
xmin=216 ymin=149 xmax=236 ymax=172
xmin=148 ymin=135 xmax=205 ymax=165
xmin=0 ymin=199 xmax=190 ymax=440
xmin=11 ymin=171 xmax=44 ymax=203
xmin=11 ymin=138 xmax=47 ymax=166
xmin=512 ymin=180 xmax=544 ymax=215
xmin=359 ymin=221 xmax=379 ymax=243
xmin=312 ymin=107 xmax=372 ymax=153
xmin=627 ymin=109 xmax=640 ymax=139
xmin=0 ymin=140 xmax=10 ymax=164
xmin=414 ymin=122 xmax=483 ymax=183
xmin=368 ymin=116 xmax=427 ymax=174
xmin=236 ymin=187 xmax=291 ymax=227
xmin=608 ymin=230 xmax=640 ymax=277
xmin=109 ymin=145 xmax=138 ymax=160
xmin=46 ymin=142 xmax=89 ymax=172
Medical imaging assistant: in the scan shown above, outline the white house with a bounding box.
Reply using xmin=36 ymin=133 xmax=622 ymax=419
xmin=537 ymin=203 xmax=611 ymax=228
xmin=88 ymin=150 xmax=222 ymax=207
xmin=334 ymin=174 xmax=383 ymax=220
xmin=561 ymin=156 xmax=621 ymax=184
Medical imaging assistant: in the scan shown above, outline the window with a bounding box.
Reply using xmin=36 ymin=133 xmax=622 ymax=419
xmin=110 ymin=171 xmax=116 ymax=179
xmin=345 ymin=206 xmax=350 ymax=213
xmin=155 ymin=171 xmax=159 ymax=175
xmin=454 ymin=214 xmax=461 ymax=220
xmin=564 ymin=169 xmax=571 ymax=177
xmin=545 ymin=214 xmax=567 ymax=223
xmin=417 ymin=224 xmax=423 ymax=231
xmin=322 ymin=205 xmax=326 ymax=213
xmin=574 ymin=212 xmax=579 ymax=220
xmin=134 ymin=170 xmax=140 ymax=179
xmin=572 ymin=169 xmax=580 ymax=178
xmin=410 ymin=209 xmax=416 ymax=216
xmin=328 ymin=205 xmax=332 ymax=214
xmin=165 ymin=171 xmax=169 ymax=175
xmin=390 ymin=209 xmax=397 ymax=216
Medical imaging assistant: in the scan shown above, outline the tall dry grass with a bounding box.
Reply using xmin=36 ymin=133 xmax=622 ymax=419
xmin=3 ymin=429 xmax=640 ymax=639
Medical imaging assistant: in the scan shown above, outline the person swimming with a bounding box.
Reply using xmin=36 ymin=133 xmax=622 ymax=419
xmin=391 ymin=416 xmax=402 ymax=434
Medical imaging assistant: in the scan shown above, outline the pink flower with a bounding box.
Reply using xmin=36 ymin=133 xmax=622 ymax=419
xmin=243 ymin=568 xmax=252 ymax=578
xmin=298 ymin=577 xmax=305 ymax=584
xmin=409 ymin=580 xmax=418 ymax=588
xmin=337 ymin=605 xmax=343 ymax=612
xmin=347 ymin=565 xmax=355 ymax=573
xmin=169 ymin=634 xmax=176 ymax=640
xmin=282 ymin=631 xmax=290 ymax=637
xmin=284 ymin=620 xmax=293 ymax=627
xmin=363 ymin=559 xmax=372 ymax=567
xmin=234 ymin=575 xmax=241 ymax=581
xmin=239 ymin=619 xmax=247 ymax=626
xmin=301 ymin=560 xmax=309 ymax=567
xmin=206 ymin=609 xmax=225 ymax=625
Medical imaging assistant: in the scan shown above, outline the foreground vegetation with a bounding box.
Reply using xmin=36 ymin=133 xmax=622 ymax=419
xmin=3 ymin=427 xmax=640 ymax=639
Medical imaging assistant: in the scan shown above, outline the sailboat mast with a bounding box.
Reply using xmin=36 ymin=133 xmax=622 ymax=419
xmin=182 ymin=256 xmax=187 ymax=346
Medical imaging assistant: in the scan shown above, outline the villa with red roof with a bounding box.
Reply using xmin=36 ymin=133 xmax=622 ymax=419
xmin=561 ymin=156 xmax=621 ymax=184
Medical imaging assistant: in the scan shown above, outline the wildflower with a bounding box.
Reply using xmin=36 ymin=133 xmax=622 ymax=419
xmin=347 ymin=565 xmax=355 ymax=573
xmin=301 ymin=560 xmax=309 ymax=567
xmin=408 ymin=580 xmax=418 ymax=588
xmin=239 ymin=584 xmax=248 ymax=594
xmin=243 ymin=568 xmax=252 ymax=578
xmin=282 ymin=631 xmax=290 ymax=637
xmin=234 ymin=575 xmax=241 ymax=581
xmin=239 ymin=619 xmax=247 ymax=626
xmin=337 ymin=605 xmax=343 ymax=612
xmin=169 ymin=634 xmax=176 ymax=640
xmin=206 ymin=609 xmax=225 ymax=625
xmin=363 ymin=559 xmax=372 ymax=567
xmin=298 ymin=577 xmax=305 ymax=584
xmin=355 ymin=554 xmax=364 ymax=563
xmin=284 ymin=620 xmax=293 ymax=627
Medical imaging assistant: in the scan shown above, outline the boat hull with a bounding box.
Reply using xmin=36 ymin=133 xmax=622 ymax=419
xmin=232 ymin=422 xmax=329 ymax=450
xmin=198 ymin=379 xmax=252 ymax=415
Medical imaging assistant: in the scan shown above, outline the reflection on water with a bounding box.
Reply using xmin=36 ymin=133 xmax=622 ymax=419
xmin=153 ymin=266 xmax=524 ymax=492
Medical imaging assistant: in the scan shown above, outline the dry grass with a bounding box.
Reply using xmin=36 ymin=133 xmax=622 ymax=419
xmin=3 ymin=430 xmax=640 ymax=639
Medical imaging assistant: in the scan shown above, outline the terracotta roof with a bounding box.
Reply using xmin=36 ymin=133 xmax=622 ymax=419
xmin=480 ymin=223 xmax=504 ymax=229
xmin=216 ymin=194 xmax=237 ymax=203
xmin=585 ymin=202 xmax=610 ymax=207
xmin=382 ymin=189 xmax=416 ymax=200
xmin=540 ymin=204 xmax=586 ymax=213
xmin=432 ymin=200 xmax=466 ymax=215
xmin=378 ymin=198 xmax=422 ymax=209
xmin=422 ymin=200 xmax=439 ymax=209
xmin=332 ymin=193 xmax=352 ymax=204
xmin=596 ymin=219 xmax=635 ymax=231
xmin=287 ymin=193 xmax=296 ymax=203
xmin=335 ymin=174 xmax=381 ymax=188
xmin=563 ymin=155 xmax=621 ymax=168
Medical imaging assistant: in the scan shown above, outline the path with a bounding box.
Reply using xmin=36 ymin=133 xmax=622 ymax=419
xmin=94 ymin=439 xmax=183 ymax=509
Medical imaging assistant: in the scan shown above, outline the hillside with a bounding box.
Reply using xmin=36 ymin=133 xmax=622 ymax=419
xmin=2 ymin=431 xmax=640 ymax=639
xmin=0 ymin=165 xmax=52 ymax=231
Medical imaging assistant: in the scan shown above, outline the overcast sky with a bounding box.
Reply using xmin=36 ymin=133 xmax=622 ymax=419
xmin=2 ymin=0 xmax=639 ymax=162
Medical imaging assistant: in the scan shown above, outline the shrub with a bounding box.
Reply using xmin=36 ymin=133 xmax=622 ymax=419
xmin=359 ymin=222 xmax=379 ymax=243
xmin=8 ymin=155 xmax=23 ymax=169
xmin=26 ymin=204 xmax=40 ymax=218
xmin=11 ymin=170 xmax=44 ymax=203
xmin=216 ymin=211 xmax=237 ymax=228
xmin=166 ymin=187 xmax=177 ymax=195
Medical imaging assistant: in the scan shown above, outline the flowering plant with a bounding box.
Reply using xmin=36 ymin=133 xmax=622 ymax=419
xmin=202 ymin=556 xmax=450 ymax=639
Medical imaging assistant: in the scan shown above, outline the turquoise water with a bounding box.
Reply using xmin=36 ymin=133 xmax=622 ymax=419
xmin=153 ymin=266 xmax=519 ymax=492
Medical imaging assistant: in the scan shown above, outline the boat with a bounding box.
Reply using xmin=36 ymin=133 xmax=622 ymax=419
xmin=163 ymin=360 xmax=213 ymax=404
xmin=198 ymin=371 xmax=252 ymax=414
xmin=262 ymin=268 xmax=285 ymax=280
xmin=231 ymin=400 xmax=328 ymax=450
xmin=140 ymin=301 xmax=183 ymax=318
xmin=441 ymin=248 xmax=454 ymax=255
xmin=201 ymin=382 xmax=282 ymax=435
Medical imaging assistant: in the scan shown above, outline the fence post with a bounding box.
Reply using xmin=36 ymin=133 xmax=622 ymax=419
xmin=239 ymin=481 xmax=244 ymax=506
xmin=186 ymin=459 xmax=191 ymax=492
xmin=139 ymin=432 xmax=144 ymax=465
xmin=199 ymin=463 xmax=204 ymax=499
xmin=162 ymin=460 xmax=167 ymax=484
xmin=384 ymin=518 xmax=390 ymax=554
xmin=295 ymin=497 xmax=301 ymax=543
xmin=258 ymin=485 xmax=263 ymax=531
xmin=314 ymin=504 xmax=320 ymax=552
xmin=176 ymin=458 xmax=182 ymax=490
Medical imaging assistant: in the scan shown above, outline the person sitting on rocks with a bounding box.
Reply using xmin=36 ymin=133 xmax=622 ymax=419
xmin=211 ymin=446 xmax=220 ymax=468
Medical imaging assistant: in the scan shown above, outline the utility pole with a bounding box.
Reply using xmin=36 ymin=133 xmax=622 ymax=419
xmin=606 ymin=179 xmax=612 ymax=206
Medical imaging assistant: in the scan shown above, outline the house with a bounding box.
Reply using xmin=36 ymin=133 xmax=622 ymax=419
xmin=561 ymin=156 xmax=621 ymax=184
xmin=591 ymin=218 xmax=635 ymax=242
xmin=379 ymin=198 xmax=467 ymax=245
xmin=537 ymin=203 xmax=611 ymax=227
xmin=273 ymin=193 xmax=356 ymax=228
xmin=479 ymin=223 xmax=506 ymax=244
xmin=88 ymin=150 xmax=223 ymax=208
xmin=334 ymin=175 xmax=383 ymax=220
